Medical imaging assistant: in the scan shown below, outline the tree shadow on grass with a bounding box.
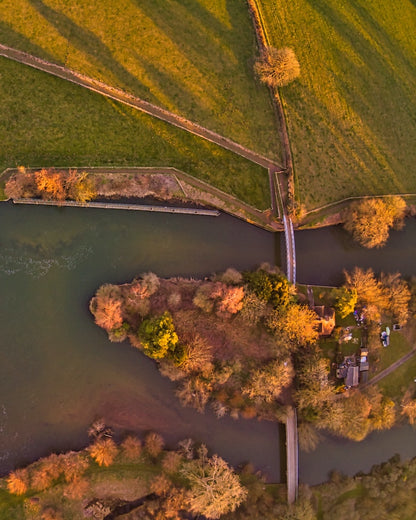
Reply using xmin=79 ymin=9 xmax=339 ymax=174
xmin=27 ymin=0 xmax=154 ymax=100
xmin=135 ymin=0 xmax=259 ymax=86
xmin=295 ymin=0 xmax=416 ymax=194
xmin=0 ymin=20 xmax=57 ymax=64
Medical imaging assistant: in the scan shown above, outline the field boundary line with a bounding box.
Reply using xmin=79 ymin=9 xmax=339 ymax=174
xmin=0 ymin=43 xmax=283 ymax=173
xmin=304 ymin=193 xmax=416 ymax=216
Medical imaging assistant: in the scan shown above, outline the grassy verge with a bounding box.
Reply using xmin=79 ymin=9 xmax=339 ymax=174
xmin=0 ymin=0 xmax=281 ymax=161
xmin=0 ymin=58 xmax=270 ymax=209
xmin=257 ymin=0 xmax=416 ymax=209
xmin=373 ymin=330 xmax=413 ymax=374
xmin=378 ymin=352 xmax=416 ymax=401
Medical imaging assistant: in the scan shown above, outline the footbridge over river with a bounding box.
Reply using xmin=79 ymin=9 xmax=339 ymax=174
xmin=273 ymin=172 xmax=298 ymax=503
xmin=285 ymin=408 xmax=299 ymax=504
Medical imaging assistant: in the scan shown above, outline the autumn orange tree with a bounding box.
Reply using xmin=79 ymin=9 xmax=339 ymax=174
xmin=344 ymin=267 xmax=388 ymax=321
xmin=255 ymin=47 xmax=300 ymax=88
xmin=6 ymin=468 xmax=29 ymax=495
xmin=89 ymin=284 xmax=124 ymax=331
xmin=267 ymin=304 xmax=319 ymax=347
xmin=121 ymin=435 xmax=142 ymax=461
xmin=5 ymin=168 xmax=97 ymax=202
xmin=145 ymin=432 xmax=165 ymax=458
xmin=401 ymin=390 xmax=416 ymax=425
xmin=35 ymin=169 xmax=66 ymax=200
xmin=381 ymin=272 xmax=411 ymax=325
xmin=88 ymin=438 xmax=118 ymax=467
xmin=344 ymin=197 xmax=406 ymax=248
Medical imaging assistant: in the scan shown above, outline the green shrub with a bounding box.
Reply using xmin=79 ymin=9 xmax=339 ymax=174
xmin=243 ymin=270 xmax=294 ymax=308
xmin=139 ymin=312 xmax=178 ymax=359
xmin=109 ymin=322 xmax=131 ymax=342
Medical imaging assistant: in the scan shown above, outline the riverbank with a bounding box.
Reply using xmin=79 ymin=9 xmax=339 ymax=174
xmin=0 ymin=167 xmax=281 ymax=232
xmin=298 ymin=194 xmax=416 ymax=230
xmin=2 ymin=433 xmax=414 ymax=519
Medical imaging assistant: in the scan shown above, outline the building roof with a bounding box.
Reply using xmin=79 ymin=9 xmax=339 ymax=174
xmin=345 ymin=366 xmax=359 ymax=387
xmin=314 ymin=306 xmax=336 ymax=336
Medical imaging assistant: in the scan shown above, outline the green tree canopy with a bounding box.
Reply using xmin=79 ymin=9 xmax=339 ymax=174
xmin=243 ymin=269 xmax=295 ymax=309
xmin=139 ymin=311 xmax=178 ymax=359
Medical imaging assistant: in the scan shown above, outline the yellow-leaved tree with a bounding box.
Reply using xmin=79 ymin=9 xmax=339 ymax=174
xmin=344 ymin=197 xmax=406 ymax=248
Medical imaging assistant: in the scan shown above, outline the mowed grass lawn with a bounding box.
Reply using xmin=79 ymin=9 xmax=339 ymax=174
xmin=257 ymin=0 xmax=416 ymax=209
xmin=0 ymin=0 xmax=281 ymax=161
xmin=378 ymin=353 xmax=416 ymax=401
xmin=0 ymin=58 xmax=271 ymax=209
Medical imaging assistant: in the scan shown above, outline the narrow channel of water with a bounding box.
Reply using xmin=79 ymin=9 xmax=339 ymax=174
xmin=0 ymin=203 xmax=280 ymax=480
xmin=295 ymin=218 xmax=416 ymax=285
xmin=295 ymin=217 xmax=416 ymax=483
xmin=299 ymin=425 xmax=416 ymax=485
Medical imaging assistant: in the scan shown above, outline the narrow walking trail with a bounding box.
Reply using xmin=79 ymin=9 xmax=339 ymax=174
xmin=364 ymin=348 xmax=416 ymax=387
xmin=0 ymin=44 xmax=283 ymax=173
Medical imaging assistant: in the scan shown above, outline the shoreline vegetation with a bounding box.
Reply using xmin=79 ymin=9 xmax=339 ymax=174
xmin=2 ymin=424 xmax=415 ymax=520
xmin=89 ymin=266 xmax=416 ymax=451
xmin=0 ymin=167 xmax=279 ymax=232
xmin=2 ymin=167 xmax=416 ymax=244
xmin=1 ymin=426 xmax=249 ymax=520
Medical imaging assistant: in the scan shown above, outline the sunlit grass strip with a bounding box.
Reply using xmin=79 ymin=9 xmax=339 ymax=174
xmin=257 ymin=0 xmax=416 ymax=209
xmin=0 ymin=0 xmax=281 ymax=161
xmin=0 ymin=58 xmax=270 ymax=210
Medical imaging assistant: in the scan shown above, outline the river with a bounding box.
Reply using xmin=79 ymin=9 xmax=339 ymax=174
xmin=0 ymin=202 xmax=414 ymax=484
xmin=295 ymin=218 xmax=416 ymax=286
xmin=0 ymin=202 xmax=279 ymax=480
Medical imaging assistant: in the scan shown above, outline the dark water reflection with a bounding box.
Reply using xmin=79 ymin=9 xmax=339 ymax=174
xmin=295 ymin=218 xmax=416 ymax=286
xmin=0 ymin=203 xmax=415 ymax=484
xmin=0 ymin=203 xmax=279 ymax=479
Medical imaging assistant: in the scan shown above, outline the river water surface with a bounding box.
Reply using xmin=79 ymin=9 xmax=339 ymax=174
xmin=0 ymin=203 xmax=279 ymax=479
xmin=0 ymin=203 xmax=415 ymax=484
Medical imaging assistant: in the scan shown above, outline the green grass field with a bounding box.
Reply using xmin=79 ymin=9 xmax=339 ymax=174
xmin=0 ymin=58 xmax=271 ymax=209
xmin=0 ymin=0 xmax=281 ymax=161
xmin=378 ymin=353 xmax=416 ymax=401
xmin=374 ymin=330 xmax=413 ymax=374
xmin=257 ymin=0 xmax=416 ymax=209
